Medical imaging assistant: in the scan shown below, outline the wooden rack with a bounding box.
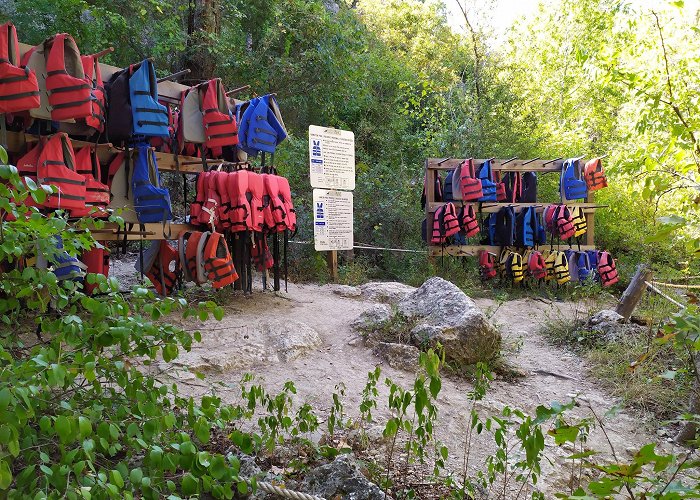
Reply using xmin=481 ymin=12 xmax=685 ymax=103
xmin=424 ymin=157 xmax=598 ymax=257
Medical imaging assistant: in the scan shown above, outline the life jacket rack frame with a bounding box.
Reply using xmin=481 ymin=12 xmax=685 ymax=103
xmin=423 ymin=157 xmax=604 ymax=258
xmin=4 ymin=40 xmax=286 ymax=294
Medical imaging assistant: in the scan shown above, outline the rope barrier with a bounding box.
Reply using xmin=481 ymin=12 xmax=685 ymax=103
xmin=288 ymin=240 xmax=427 ymax=254
xmin=254 ymin=481 xmax=326 ymax=500
xmin=644 ymin=281 xmax=685 ymax=309
xmin=650 ymin=281 xmax=700 ymax=290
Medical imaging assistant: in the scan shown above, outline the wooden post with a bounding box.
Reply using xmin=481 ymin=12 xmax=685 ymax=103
xmin=327 ymin=250 xmax=338 ymax=282
xmin=615 ymin=264 xmax=652 ymax=321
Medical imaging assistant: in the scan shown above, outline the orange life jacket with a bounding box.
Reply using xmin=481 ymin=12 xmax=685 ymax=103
xmin=201 ymin=78 xmax=238 ymax=149
xmin=276 ymin=175 xmax=296 ymax=233
xmin=227 ymin=170 xmax=251 ymax=231
xmin=189 ymin=172 xmax=207 ymax=225
xmin=459 ymin=158 xmax=483 ymax=201
xmin=0 ymin=22 xmax=40 ymax=113
xmin=583 ymin=158 xmax=608 ymax=191
xmin=80 ymin=53 xmax=106 ymax=132
xmin=597 ymin=251 xmax=619 ymax=287
xmin=203 ymin=231 xmax=238 ymax=289
xmin=181 ymin=230 xmax=209 ymax=285
xmin=145 ymin=240 xmax=179 ymax=296
xmin=526 ymin=250 xmax=547 ymax=280
xmin=17 ymin=133 xmax=87 ymax=213
xmin=252 ymin=236 xmax=274 ymax=271
xmin=246 ymin=171 xmax=265 ymax=232
xmin=261 ymin=170 xmax=286 ymax=231
xmin=44 ymin=34 xmax=93 ymax=121
xmin=72 ymin=146 xmax=109 ymax=217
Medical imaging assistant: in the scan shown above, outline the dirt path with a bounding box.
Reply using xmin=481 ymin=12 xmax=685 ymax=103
xmin=153 ymin=281 xmax=676 ymax=496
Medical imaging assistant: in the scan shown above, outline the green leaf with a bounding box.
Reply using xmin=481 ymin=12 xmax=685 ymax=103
xmin=110 ymin=469 xmax=124 ymax=489
xmin=55 ymin=415 xmax=72 ymax=443
xmin=0 ymin=460 xmax=12 ymax=490
xmin=210 ymin=455 xmax=227 ymax=480
xmin=0 ymin=146 xmax=8 ymax=165
xmin=181 ymin=473 xmax=199 ymax=496
xmin=0 ymin=388 xmax=11 ymax=411
xmin=129 ymin=468 xmax=143 ymax=485
xmin=194 ymin=416 xmax=210 ymax=443
xmin=78 ymin=416 xmax=92 ymax=438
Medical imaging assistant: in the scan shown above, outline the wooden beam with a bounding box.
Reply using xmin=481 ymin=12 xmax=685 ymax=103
xmin=426 ymin=202 xmax=603 ymax=213
xmin=86 ymin=222 xmax=193 ymax=241
xmin=426 ymin=158 xmax=569 ymax=171
xmin=326 ymin=250 xmax=338 ymax=282
xmin=615 ymin=264 xmax=652 ymax=321
xmin=428 ymin=244 xmax=596 ymax=257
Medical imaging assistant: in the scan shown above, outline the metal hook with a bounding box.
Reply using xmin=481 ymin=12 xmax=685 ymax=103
xmin=542 ymin=157 xmax=563 ymax=166
xmin=437 ymin=157 xmax=453 ymax=165
xmin=521 ymin=157 xmax=541 ymax=165
xmin=226 ymin=85 xmax=251 ymax=96
xmin=500 ymin=157 xmax=518 ymax=165
xmin=157 ymin=69 xmax=191 ymax=84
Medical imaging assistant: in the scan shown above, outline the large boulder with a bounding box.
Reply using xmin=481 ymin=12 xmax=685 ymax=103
xmin=398 ymin=277 xmax=500 ymax=366
xmin=300 ymin=454 xmax=385 ymax=500
xmin=351 ymin=304 xmax=393 ymax=332
xmin=358 ymin=282 xmax=416 ymax=303
xmin=374 ymin=342 xmax=420 ymax=371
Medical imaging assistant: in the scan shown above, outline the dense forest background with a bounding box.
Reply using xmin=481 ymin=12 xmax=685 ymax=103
xmin=2 ymin=0 xmax=699 ymax=285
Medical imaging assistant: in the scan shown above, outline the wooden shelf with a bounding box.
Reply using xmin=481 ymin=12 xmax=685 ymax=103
xmin=86 ymin=222 xmax=194 ymax=241
xmin=428 ymin=244 xmax=596 ymax=258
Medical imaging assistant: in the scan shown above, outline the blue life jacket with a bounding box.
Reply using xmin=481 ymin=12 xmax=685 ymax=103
xmin=129 ymin=60 xmax=169 ymax=138
xmin=494 ymin=206 xmax=515 ymax=246
xmin=521 ymin=172 xmax=538 ymax=203
xmin=443 ymin=170 xmax=455 ymax=201
xmin=482 ymin=213 xmax=497 ymax=245
xmin=536 ymin=212 xmax=547 ymax=245
xmin=477 ymin=160 xmax=497 ymax=201
xmin=586 ymin=250 xmax=600 ymax=281
xmin=516 ymin=206 xmax=536 ymax=247
xmin=576 ymin=252 xmax=592 ymax=282
xmin=452 ymin=231 xmax=467 ymax=245
xmin=239 ymin=94 xmax=287 ymax=155
xmin=45 ymin=236 xmax=86 ymax=282
xmin=564 ymin=250 xmax=579 ymax=282
xmin=131 ymin=144 xmax=172 ymax=223
xmin=561 ymin=159 xmax=587 ymax=200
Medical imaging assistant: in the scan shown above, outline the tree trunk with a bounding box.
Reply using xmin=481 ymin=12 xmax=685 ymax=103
xmin=184 ymin=0 xmax=220 ymax=81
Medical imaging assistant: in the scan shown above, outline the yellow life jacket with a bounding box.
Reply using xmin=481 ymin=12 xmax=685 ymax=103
xmin=553 ymin=251 xmax=570 ymax=284
xmin=570 ymin=206 xmax=587 ymax=238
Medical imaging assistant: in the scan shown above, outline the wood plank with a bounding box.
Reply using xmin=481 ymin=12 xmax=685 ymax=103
xmin=87 ymin=222 xmax=193 ymax=241
xmin=426 ymin=202 xmax=603 ymax=213
xmin=426 ymin=158 xmax=569 ymax=171
xmin=615 ymin=264 xmax=652 ymax=321
xmin=428 ymin=244 xmax=596 ymax=257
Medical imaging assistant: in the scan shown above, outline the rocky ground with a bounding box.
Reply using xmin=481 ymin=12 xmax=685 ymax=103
xmin=113 ymin=258 xmax=682 ymax=497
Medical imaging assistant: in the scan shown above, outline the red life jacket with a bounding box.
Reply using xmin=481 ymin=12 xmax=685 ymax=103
xmin=72 ymin=146 xmax=109 ymax=217
xmin=189 ymin=172 xmax=208 ymax=225
xmin=0 ymin=22 xmax=40 ymax=113
xmin=227 ymin=170 xmax=251 ymax=231
xmin=459 ymin=158 xmax=483 ymax=201
xmin=583 ymin=158 xmax=608 ymax=191
xmin=145 ymin=240 xmax=179 ymax=296
xmin=597 ymin=251 xmax=619 ymax=287
xmin=252 ymin=236 xmax=274 ymax=271
xmin=80 ymin=53 xmax=106 ymax=132
xmin=478 ymin=250 xmax=497 ymax=280
xmin=203 ymin=231 xmax=238 ymax=289
xmin=246 ymin=171 xmax=265 ymax=232
xmin=261 ymin=171 xmax=286 ymax=231
xmin=458 ymin=204 xmax=479 ymax=237
xmin=44 ymin=34 xmax=93 ymax=121
xmin=201 ymin=79 xmax=238 ymax=149
xmin=181 ymin=230 xmax=209 ymax=285
xmin=544 ymin=204 xmax=575 ymax=240
xmin=431 ymin=203 xmax=460 ymax=244
xmin=276 ymin=175 xmax=296 ymax=233
xmin=526 ymin=250 xmax=547 ymax=280
xmin=81 ymin=244 xmax=109 ymax=295
xmin=201 ymin=170 xmax=220 ymax=228
xmin=494 ymin=171 xmax=507 ymax=202
xmin=215 ymin=171 xmax=231 ymax=230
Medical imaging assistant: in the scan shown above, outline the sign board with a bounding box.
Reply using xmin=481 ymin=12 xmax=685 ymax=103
xmin=313 ymin=189 xmax=353 ymax=251
xmin=309 ymin=125 xmax=355 ymax=190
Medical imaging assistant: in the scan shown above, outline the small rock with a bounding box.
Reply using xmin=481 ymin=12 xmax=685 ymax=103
xmin=374 ymin=342 xmax=420 ymax=371
xmin=346 ymin=336 xmax=365 ymax=347
xmin=301 ymin=454 xmax=385 ymax=500
xmin=330 ymin=284 xmax=363 ymax=298
xmin=358 ymin=282 xmax=416 ymax=303
xmin=351 ymin=304 xmax=393 ymax=332
xmin=589 ymin=309 xmax=624 ymax=326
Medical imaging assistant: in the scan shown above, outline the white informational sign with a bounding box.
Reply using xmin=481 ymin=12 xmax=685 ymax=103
xmin=313 ymin=189 xmax=354 ymax=251
xmin=309 ymin=125 xmax=355 ymax=190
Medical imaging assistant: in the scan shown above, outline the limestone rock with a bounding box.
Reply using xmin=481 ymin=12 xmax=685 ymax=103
xmin=374 ymin=342 xmax=419 ymax=371
xmin=301 ymin=454 xmax=385 ymax=500
xmin=398 ymin=277 xmax=500 ymax=366
xmin=589 ymin=309 xmax=624 ymax=326
xmin=259 ymin=319 xmax=322 ymax=362
xmin=330 ymin=284 xmax=363 ymax=298
xmin=358 ymin=282 xmax=416 ymax=303
xmin=351 ymin=304 xmax=393 ymax=332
